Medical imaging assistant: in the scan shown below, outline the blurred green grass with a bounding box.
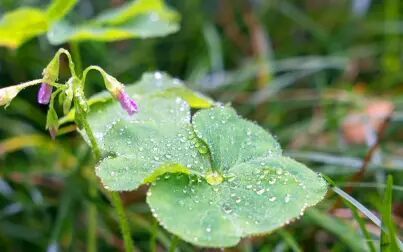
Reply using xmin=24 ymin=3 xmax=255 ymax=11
xmin=0 ymin=0 xmax=402 ymax=251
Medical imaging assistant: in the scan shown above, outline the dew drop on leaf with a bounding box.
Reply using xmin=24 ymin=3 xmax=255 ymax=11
xmin=222 ymin=203 xmax=233 ymax=214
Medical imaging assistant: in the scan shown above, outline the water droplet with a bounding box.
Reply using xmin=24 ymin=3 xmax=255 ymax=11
xmin=197 ymin=144 xmax=208 ymax=154
xmin=206 ymin=227 xmax=211 ymax=233
xmin=222 ymin=204 xmax=233 ymax=214
xmin=284 ymin=194 xmax=291 ymax=203
xmin=154 ymin=72 xmax=163 ymax=80
xmin=206 ymin=171 xmax=224 ymax=185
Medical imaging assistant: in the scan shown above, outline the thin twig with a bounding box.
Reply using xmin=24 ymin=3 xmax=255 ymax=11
xmin=331 ymin=112 xmax=393 ymax=211
xmin=347 ymin=114 xmax=393 ymax=192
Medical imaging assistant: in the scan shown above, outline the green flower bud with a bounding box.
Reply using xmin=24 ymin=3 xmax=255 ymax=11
xmin=42 ymin=54 xmax=60 ymax=84
xmin=102 ymin=72 xmax=124 ymax=98
xmin=46 ymin=106 xmax=59 ymax=139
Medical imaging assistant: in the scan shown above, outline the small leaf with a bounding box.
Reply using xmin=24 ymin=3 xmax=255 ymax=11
xmin=47 ymin=0 xmax=179 ymax=45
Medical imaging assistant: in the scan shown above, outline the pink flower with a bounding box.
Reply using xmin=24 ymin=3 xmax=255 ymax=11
xmin=117 ymin=90 xmax=138 ymax=115
xmin=37 ymin=83 xmax=52 ymax=104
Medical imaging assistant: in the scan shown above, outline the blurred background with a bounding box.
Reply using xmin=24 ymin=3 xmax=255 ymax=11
xmin=0 ymin=0 xmax=402 ymax=251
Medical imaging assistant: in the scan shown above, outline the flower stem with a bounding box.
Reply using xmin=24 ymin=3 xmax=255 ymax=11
xmin=78 ymin=108 xmax=134 ymax=252
xmin=70 ymin=42 xmax=83 ymax=75
xmin=87 ymin=185 xmax=98 ymax=252
xmin=110 ymin=191 xmax=135 ymax=252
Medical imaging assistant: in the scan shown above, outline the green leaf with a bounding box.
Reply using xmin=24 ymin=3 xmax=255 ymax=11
xmin=92 ymin=0 xmax=177 ymax=26
xmin=46 ymin=0 xmax=78 ymax=23
xmin=126 ymin=72 xmax=213 ymax=108
xmin=90 ymin=96 xmax=210 ymax=191
xmin=0 ymin=8 xmax=48 ymax=48
xmin=192 ymin=107 xmax=282 ymax=171
xmin=91 ymin=98 xmax=326 ymax=247
xmin=0 ymin=0 xmax=77 ymax=48
xmin=47 ymin=0 xmax=179 ymax=45
xmin=146 ymin=107 xmax=327 ymax=247
xmin=381 ymin=176 xmax=401 ymax=251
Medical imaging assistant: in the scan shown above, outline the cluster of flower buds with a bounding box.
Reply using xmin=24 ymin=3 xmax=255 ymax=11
xmin=103 ymin=73 xmax=138 ymax=115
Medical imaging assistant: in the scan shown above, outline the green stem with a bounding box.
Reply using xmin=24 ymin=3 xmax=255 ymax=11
xmin=81 ymin=65 xmax=106 ymax=87
xmin=80 ymin=117 xmax=101 ymax=159
xmin=18 ymin=79 xmax=44 ymax=87
xmin=87 ymin=186 xmax=98 ymax=252
xmin=111 ymin=192 xmax=135 ymax=252
xmin=67 ymin=46 xmax=98 ymax=252
xmin=78 ymin=107 xmax=134 ymax=252
xmin=168 ymin=235 xmax=179 ymax=252
xmin=70 ymin=42 xmax=83 ymax=75
xmin=56 ymin=48 xmax=77 ymax=77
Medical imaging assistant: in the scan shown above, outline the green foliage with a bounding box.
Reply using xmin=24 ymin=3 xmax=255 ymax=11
xmin=0 ymin=0 xmax=77 ymax=48
xmin=47 ymin=0 xmax=179 ymax=45
xmin=1 ymin=1 xmax=402 ymax=251
xmin=0 ymin=8 xmax=48 ymax=48
xmin=89 ymin=77 xmax=327 ymax=246
xmin=0 ymin=0 xmax=178 ymax=48
xmin=381 ymin=176 xmax=401 ymax=251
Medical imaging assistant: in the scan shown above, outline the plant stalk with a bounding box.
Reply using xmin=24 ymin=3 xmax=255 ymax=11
xmin=79 ymin=109 xmax=134 ymax=252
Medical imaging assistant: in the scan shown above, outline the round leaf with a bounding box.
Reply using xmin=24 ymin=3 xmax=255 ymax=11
xmin=147 ymin=107 xmax=327 ymax=247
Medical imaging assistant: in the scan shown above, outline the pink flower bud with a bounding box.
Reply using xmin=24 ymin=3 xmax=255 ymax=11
xmin=117 ymin=90 xmax=138 ymax=115
xmin=37 ymin=83 xmax=53 ymax=105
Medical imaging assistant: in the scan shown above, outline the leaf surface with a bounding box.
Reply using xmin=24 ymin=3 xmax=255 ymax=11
xmin=147 ymin=107 xmax=327 ymax=247
xmin=88 ymin=72 xmax=212 ymax=191
xmin=89 ymin=89 xmax=326 ymax=247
